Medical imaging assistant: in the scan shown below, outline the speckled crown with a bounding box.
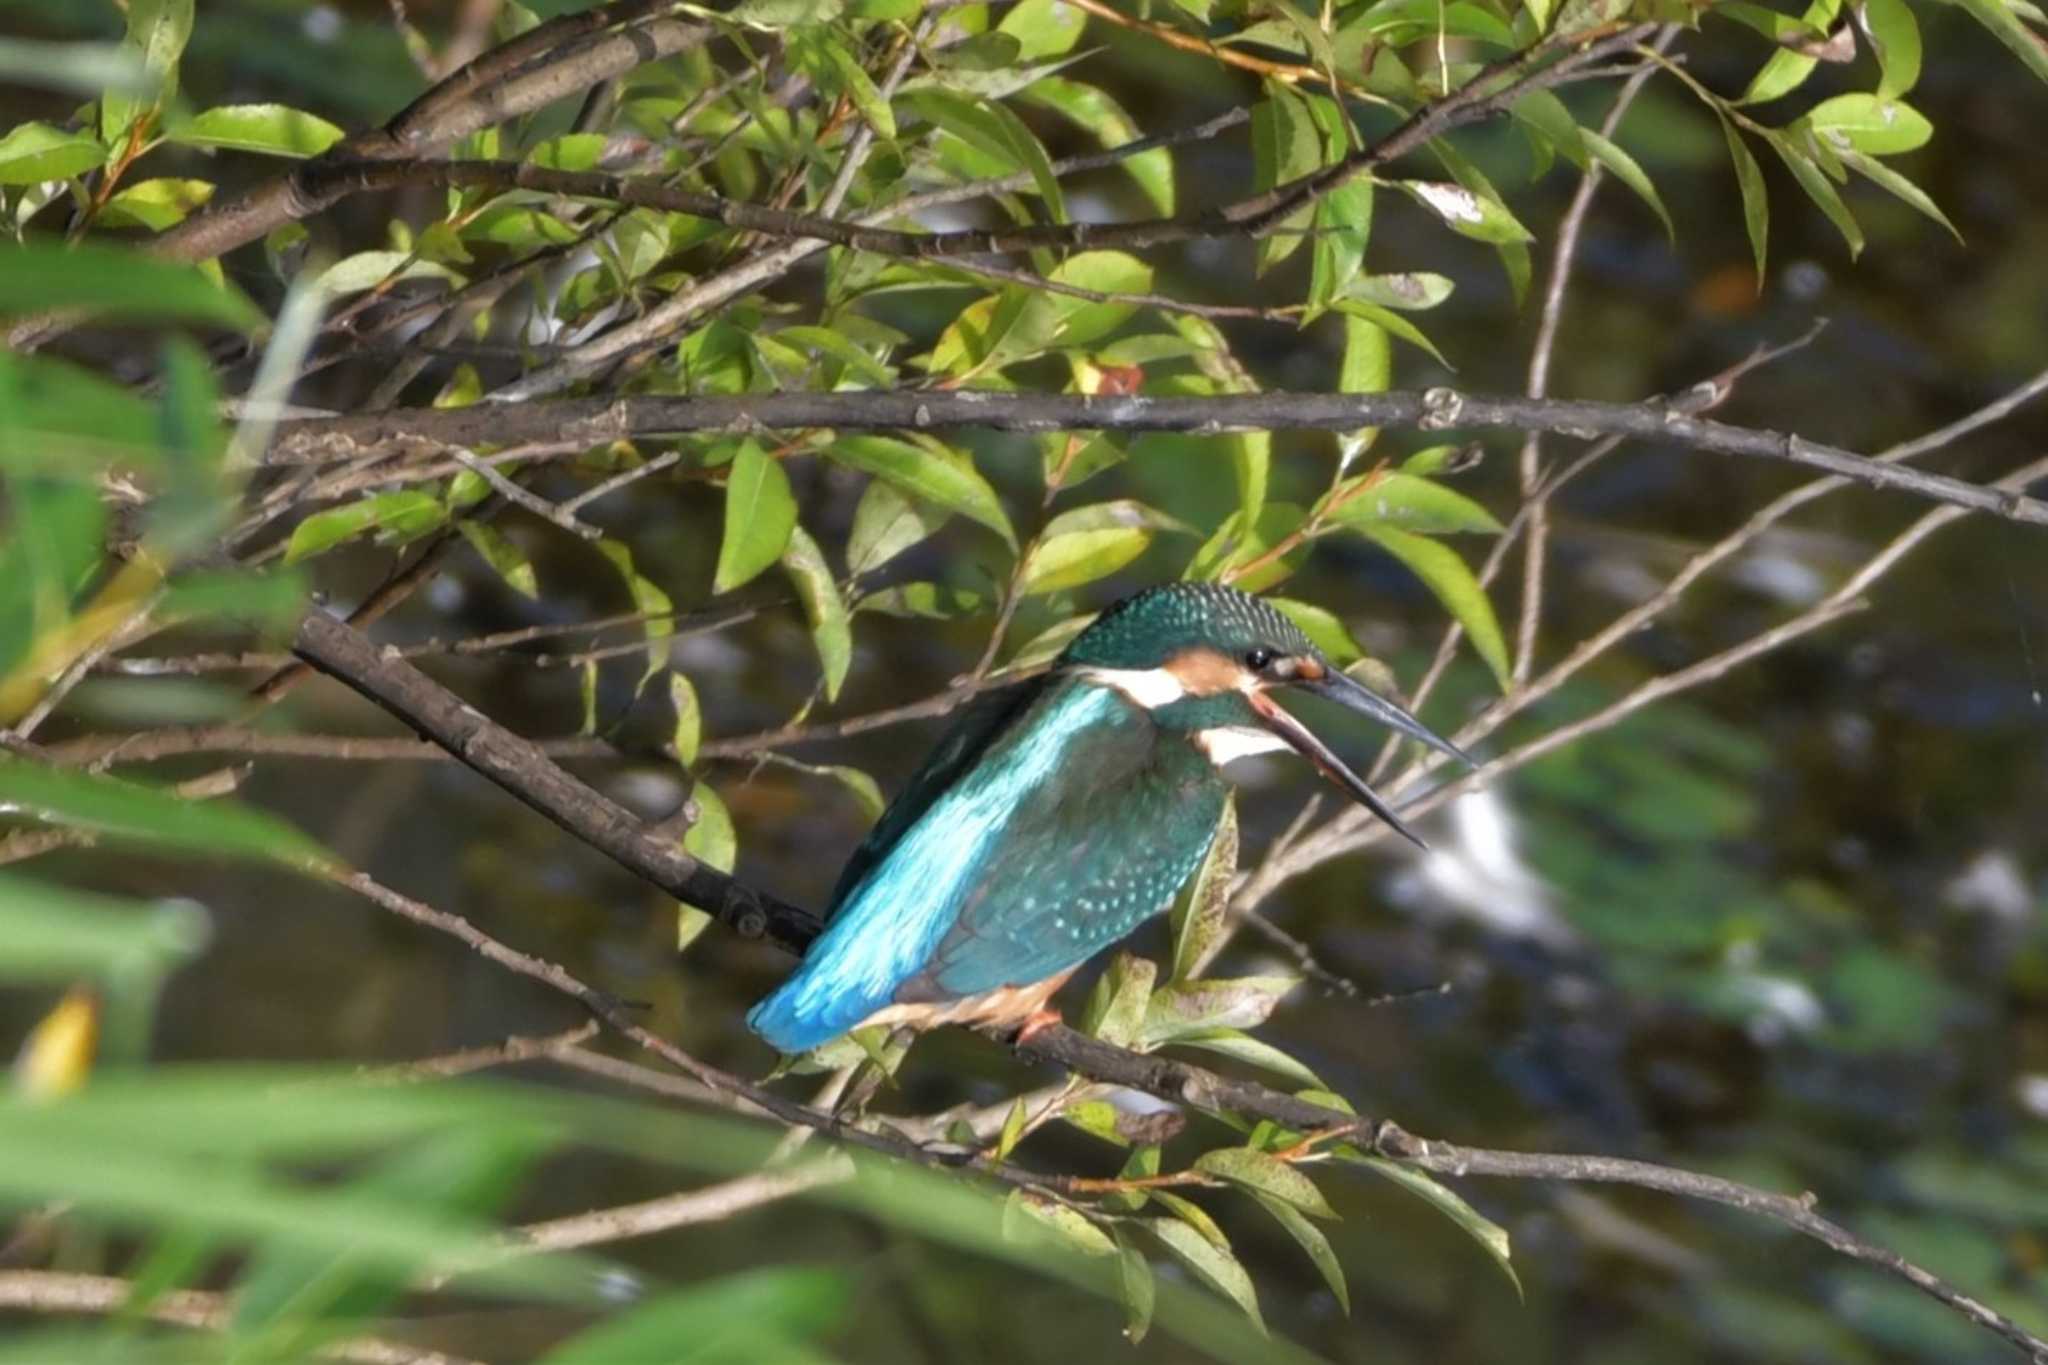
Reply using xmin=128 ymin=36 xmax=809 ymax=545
xmin=1060 ymin=582 xmax=1315 ymax=670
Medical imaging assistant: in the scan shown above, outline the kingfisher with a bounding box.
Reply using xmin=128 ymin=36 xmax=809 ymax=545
xmin=746 ymin=582 xmax=1469 ymax=1055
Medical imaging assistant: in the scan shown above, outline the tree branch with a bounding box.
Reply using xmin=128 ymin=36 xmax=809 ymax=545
xmin=285 ymin=607 xmax=2048 ymax=1361
xmin=271 ymin=388 xmax=2048 ymax=527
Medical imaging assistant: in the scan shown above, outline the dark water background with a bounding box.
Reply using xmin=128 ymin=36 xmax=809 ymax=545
xmin=6 ymin=1 xmax=2048 ymax=1360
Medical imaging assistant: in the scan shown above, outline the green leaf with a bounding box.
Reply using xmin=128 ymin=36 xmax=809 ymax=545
xmin=1734 ymin=0 xmax=1842 ymax=104
xmin=900 ymin=89 xmax=1065 ymax=220
xmin=1842 ymin=149 xmax=1961 ymax=241
xmin=168 ymin=103 xmax=344 ymax=157
xmin=0 ymin=242 xmax=260 ymax=331
xmin=782 ymin=525 xmax=852 ymax=701
xmin=680 ymin=782 xmax=735 ymax=942
xmin=828 ymin=435 xmax=1015 ymax=548
xmin=456 ymin=520 xmax=538 ymax=599
xmin=1580 ymin=129 xmax=1674 ymax=242
xmin=1023 ymin=78 xmax=1173 ymax=215
xmin=1338 ymin=312 xmax=1389 ymax=453
xmin=1361 ymin=525 xmax=1509 ymax=688
xmin=996 ymin=1097 xmax=1030 ymax=1161
xmin=1114 ymin=1234 xmax=1157 ymax=1343
xmin=1251 ymin=1192 xmax=1349 ymax=1313
xmin=1345 ymin=272 xmax=1455 ymax=311
xmin=313 ymin=251 xmax=462 ymax=298
xmin=714 ymin=440 xmax=798 ymax=594
xmin=1805 ymin=94 xmax=1933 ymax=155
xmin=776 ymin=324 xmax=895 ymax=387
xmin=1351 ymin=1156 xmax=1521 ymax=1297
xmin=594 ymin=538 xmax=675 ymax=690
xmin=820 ymin=39 xmax=895 ymax=140
xmin=1332 ymin=299 xmax=1451 ymax=368
xmin=1019 ymin=500 xmax=1187 ymax=596
xmin=668 ymin=673 xmax=702 ymax=767
xmin=0 ymin=122 xmax=103 ymax=184
xmin=1861 ymin=0 xmax=1923 ymax=98
xmin=846 ymin=480 xmax=948 ymax=576
xmin=1323 ymin=471 xmax=1502 ymax=534
xmin=1765 ymin=130 xmax=1864 ymax=257
xmin=283 ymin=492 xmax=445 ymax=564
xmin=1398 ymin=180 xmax=1533 ymax=245
xmin=1251 ymin=85 xmax=1322 ymax=274
xmin=1169 ymin=1028 xmax=1322 ymax=1087
xmin=999 ymin=0 xmax=1089 ymax=59
xmin=1194 ymin=1148 xmax=1335 ymax=1218
xmin=0 ymin=761 xmax=332 ymax=869
xmin=1003 ymin=1189 xmax=1119 ymax=1257
xmin=1233 ymin=432 xmax=1270 ymax=530
xmin=1722 ymin=119 xmax=1770 ymax=281
xmin=1188 ymin=502 xmax=1310 ymax=593
xmin=1081 ymin=952 xmax=1156 ymax=1048
xmin=96 ymin=176 xmax=214 ymax=230
xmin=0 ymin=875 xmax=208 ymax=982
xmin=1046 ymin=250 xmax=1154 ymax=348
xmin=1954 ymin=0 xmax=2048 ymax=84
xmin=1267 ymin=598 xmax=1364 ymax=664
xmin=1150 ymin=1217 xmax=1264 ymax=1330
xmin=1168 ymin=796 xmax=1237 ymax=982
xmin=101 ymin=0 xmax=191 ymax=141
xmin=1142 ymin=977 xmax=1301 ymax=1046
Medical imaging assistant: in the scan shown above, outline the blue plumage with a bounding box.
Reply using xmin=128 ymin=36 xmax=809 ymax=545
xmin=745 ymin=582 xmax=1465 ymax=1056
xmin=748 ymin=680 xmax=1174 ymax=1053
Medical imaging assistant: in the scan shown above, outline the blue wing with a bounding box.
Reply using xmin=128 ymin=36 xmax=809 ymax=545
xmin=747 ymin=679 xmax=1223 ymax=1053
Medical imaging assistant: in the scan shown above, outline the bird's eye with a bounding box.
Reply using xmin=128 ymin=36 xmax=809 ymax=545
xmin=1244 ymin=647 xmax=1275 ymax=672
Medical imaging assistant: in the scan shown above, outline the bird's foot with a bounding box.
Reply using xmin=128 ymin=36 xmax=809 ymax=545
xmin=1014 ymin=1009 xmax=1064 ymax=1046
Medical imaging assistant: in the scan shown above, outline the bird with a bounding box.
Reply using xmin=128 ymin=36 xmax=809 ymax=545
xmin=746 ymin=582 xmax=1470 ymax=1055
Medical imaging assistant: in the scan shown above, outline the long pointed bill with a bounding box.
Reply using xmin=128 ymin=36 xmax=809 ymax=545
xmin=1246 ymin=672 xmax=1472 ymax=851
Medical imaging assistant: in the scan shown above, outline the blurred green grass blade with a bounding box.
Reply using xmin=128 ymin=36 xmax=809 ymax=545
xmin=0 ymin=243 xmax=261 ymax=331
xmin=0 ymin=760 xmax=334 ymax=870
xmin=0 ymin=874 xmax=208 ymax=981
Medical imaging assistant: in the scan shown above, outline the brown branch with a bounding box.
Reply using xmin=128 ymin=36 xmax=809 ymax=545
xmin=277 ymin=606 xmax=2048 ymax=1361
xmin=1369 ymin=1124 xmax=2048 ymax=1363
xmin=270 ymin=388 xmax=2048 ymax=527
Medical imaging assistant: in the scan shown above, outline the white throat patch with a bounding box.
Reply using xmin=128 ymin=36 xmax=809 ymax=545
xmin=1076 ymin=666 xmax=1186 ymax=709
xmin=1194 ymin=726 xmax=1291 ymax=766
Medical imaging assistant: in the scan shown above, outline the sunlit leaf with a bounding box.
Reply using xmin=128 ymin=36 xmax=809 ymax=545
xmin=782 ymin=524 xmax=852 ymax=700
xmin=1323 ymin=471 xmax=1502 ymax=535
xmin=668 ymin=672 xmax=702 ymax=767
xmin=1252 ymin=1192 xmax=1349 ymax=1314
xmin=1195 ymin=1147 xmax=1335 ymax=1218
xmin=1398 ymin=180 xmax=1533 ymax=245
xmin=714 ymin=440 xmax=798 ymax=594
xmin=1024 ymin=78 xmax=1173 ymax=215
xmin=1581 ymin=129 xmax=1675 ymax=242
xmin=1806 ymin=94 xmax=1933 ymax=155
xmin=1360 ymin=524 xmax=1509 ymax=688
xmin=456 ymin=520 xmax=538 ymax=599
xmin=1149 ymin=1217 xmax=1264 ymax=1330
xmin=1142 ymin=977 xmax=1301 ymax=1046
xmin=1722 ymin=119 xmax=1770 ymax=281
xmin=1004 ymin=1189 xmax=1118 ymax=1256
xmin=1082 ymin=952 xmax=1156 ymax=1048
xmin=168 ymin=103 xmax=344 ymax=157
xmin=0 ymin=122 xmax=103 ymax=184
xmin=1168 ymin=796 xmax=1237 ymax=982
xmin=1765 ymin=130 xmax=1864 ymax=257
xmin=1860 ymin=0 xmax=1923 ymax=97
xmin=829 ymin=436 xmax=1016 ymax=549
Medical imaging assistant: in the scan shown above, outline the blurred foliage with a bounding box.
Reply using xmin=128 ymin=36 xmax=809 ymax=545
xmin=3 ymin=0 xmax=2048 ymax=1360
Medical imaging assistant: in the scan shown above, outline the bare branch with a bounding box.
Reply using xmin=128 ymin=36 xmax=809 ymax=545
xmin=0 ymin=1271 xmax=480 ymax=1365
xmin=272 ymin=388 xmax=2048 ymax=527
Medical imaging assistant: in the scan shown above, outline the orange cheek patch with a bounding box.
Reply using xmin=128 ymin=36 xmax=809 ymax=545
xmin=1163 ymin=646 xmax=1247 ymax=696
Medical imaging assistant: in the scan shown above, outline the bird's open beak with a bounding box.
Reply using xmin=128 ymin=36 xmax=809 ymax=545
xmin=1247 ymin=667 xmax=1471 ymax=851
